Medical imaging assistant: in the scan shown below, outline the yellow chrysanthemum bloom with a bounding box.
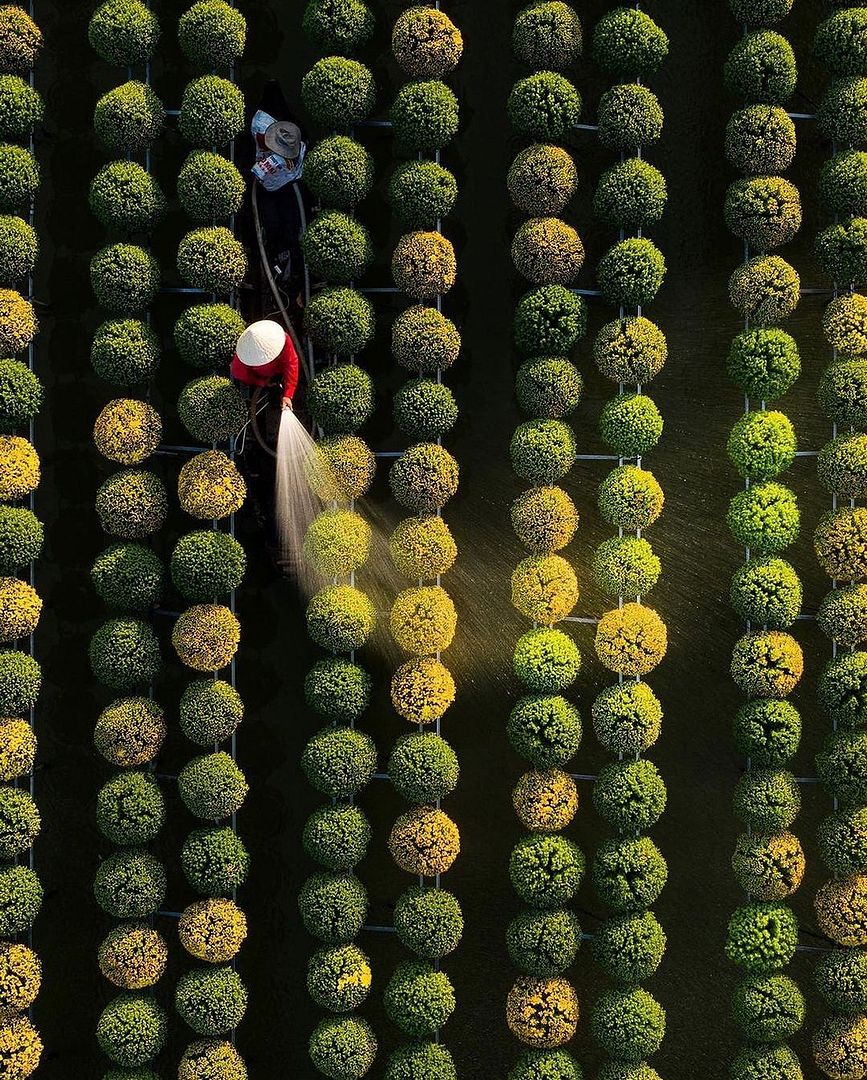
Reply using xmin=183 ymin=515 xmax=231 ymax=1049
xmin=506 ymin=976 xmax=579 ymax=1048
xmin=511 ymin=554 xmax=578 ymax=626
xmin=178 ymin=449 xmax=246 ymax=520
xmin=390 ymin=586 xmax=457 ymax=656
xmin=97 ymin=923 xmax=167 ymax=990
xmin=0 ymin=436 xmax=39 ymax=501
xmin=731 ymin=831 xmax=805 ymax=901
xmin=179 ymin=898 xmax=248 ymax=963
xmin=388 ymin=806 xmax=460 ymax=878
xmin=816 ymin=874 xmax=867 ymax=947
xmin=0 ymin=718 xmax=35 ymax=781
xmin=0 ymin=577 xmax=40 ymax=642
xmin=512 ymin=769 xmax=578 ymax=832
xmin=390 ymin=657 xmax=456 ymax=724
xmin=173 ymin=603 xmax=240 ymax=673
xmin=0 ymin=1016 xmax=42 ymax=1079
xmin=0 ymin=943 xmax=40 ymax=1016
xmin=93 ymin=398 xmax=162 ymax=465
xmin=595 ymin=602 xmax=667 ymax=676
xmin=814 ymin=1014 xmax=867 ymax=1080
xmin=0 ymin=290 xmax=36 ymax=355
xmin=307 ymin=436 xmax=375 ymax=502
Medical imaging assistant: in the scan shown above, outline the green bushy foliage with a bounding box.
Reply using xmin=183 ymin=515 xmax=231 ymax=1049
xmin=514 ymin=285 xmax=586 ymax=356
xmin=590 ymin=988 xmax=665 ymax=1065
xmin=724 ymin=31 xmax=797 ymax=104
xmin=175 ymin=966 xmax=247 ymax=1036
xmin=0 ymin=8 xmax=42 ymax=73
xmin=516 ymin=357 xmax=583 ymax=419
xmin=594 ymin=158 xmax=667 ymax=230
xmin=303 ymin=803 xmax=371 ymax=872
xmin=389 ymin=732 xmax=458 ymax=804
xmin=303 ymin=0 xmax=375 ymax=54
xmin=178 ymin=1 xmax=246 ymax=69
xmin=734 ymin=699 xmax=801 ymax=767
xmin=384 ymin=1043 xmax=456 ymax=1080
xmin=819 ymin=584 xmax=867 ymax=647
xmin=91 ymin=542 xmax=163 ymax=611
xmin=599 ymin=392 xmax=663 ymax=456
xmin=309 ymin=1016 xmax=376 ymax=1080
xmin=178 ymin=751 xmax=248 ymax=820
xmin=817 ymin=217 xmax=867 ymax=284
xmin=592 ymin=535 xmax=660 ymax=598
xmin=597 ymin=238 xmax=666 ymax=308
xmin=730 ymin=557 xmax=801 ymax=628
xmin=384 ymin=960 xmax=455 ymax=1037
xmin=179 ymin=678 xmax=243 ymax=746
xmin=89 ymin=0 xmax=159 ymax=66
xmin=730 ymin=1044 xmax=802 ymax=1080
xmin=815 ymin=947 xmax=867 ymax=1013
xmin=593 ymin=7 xmax=667 ymax=78
xmin=815 ymin=8 xmax=867 ymax=77
xmin=393 ymin=6 xmax=462 ymax=79
xmin=727 ymin=328 xmax=800 ymax=402
xmin=394 ymin=885 xmax=463 ymax=960
xmin=90 ymin=244 xmax=159 ymax=315
xmin=305 ymin=136 xmax=374 ymax=210
xmin=177 ymin=227 xmax=246 ymax=295
xmin=730 ymin=0 xmax=793 ymax=26
xmin=94 ymin=81 xmax=163 ymax=154
xmin=91 ymin=320 xmax=160 ymax=386
xmin=0 ymin=75 xmax=41 ymax=140
xmin=507 ymin=908 xmax=581 ymax=976
xmin=307 ymin=943 xmax=371 ymax=1012
xmin=0 ymin=143 xmax=36 ymax=213
xmin=726 ymin=901 xmax=798 ymax=973
xmin=819 ymin=76 xmax=867 ymax=147
xmin=730 ymin=256 xmax=800 ymax=324
xmin=90 ymin=161 xmax=165 ymax=235
xmin=0 ymin=214 xmax=35 ymax=284
xmin=592 ymin=681 xmax=662 ymax=755
xmin=821 ymin=150 xmax=867 ymax=217
xmin=726 ymin=105 xmax=796 ymax=175
xmin=594 ymin=910 xmax=666 ymax=985
xmin=818 ymin=807 xmax=867 ymax=876
xmin=393 ymin=304 xmax=460 ymax=372
xmin=728 ymin=410 xmax=796 ymax=480
xmin=96 ymin=770 xmax=164 ymax=846
xmin=302 ymin=56 xmax=375 ymax=131
xmin=513 ymin=2 xmax=582 ymax=70
xmin=725 ymin=175 xmax=801 ymax=250
xmin=598 ymin=465 xmax=664 ymax=531
xmin=97 ymin=995 xmax=166 ymax=1067
xmin=93 ymin=849 xmax=165 ymax=918
xmin=734 ymin=769 xmax=800 ymax=831
xmin=174 ymin=303 xmax=245 ymax=370
xmin=595 ymin=316 xmax=667 ymax=384
xmin=302 ymin=210 xmax=372 ymax=285
xmin=513 ymin=627 xmax=580 ymax=693
xmin=507 ymin=693 xmax=582 ymax=768
xmin=820 ymin=359 xmax=867 ymax=429
xmin=89 ymin=617 xmax=161 ymax=691
xmin=298 ymin=872 xmax=367 ymax=944
xmin=96 ymin=469 xmax=167 ymax=539
xmin=732 ymin=973 xmax=805 ymax=1042
xmin=301 ymin=725 xmax=376 ymax=799
xmin=592 ymin=835 xmax=667 ymax=913
xmin=179 ymin=76 xmax=244 ymax=148
xmin=177 ymin=151 xmax=244 ymax=222
xmin=593 ymin=759 xmax=666 ymax=833
xmin=726 ymin=481 xmax=799 ymax=553
xmin=508 ymin=71 xmax=581 ymax=141
xmin=0 ymin=863 xmax=40 ymax=935
xmin=817 ymin=728 xmax=867 ymax=806
xmin=308 ymin=364 xmax=374 ymax=434
xmin=389 ymin=160 xmax=456 ymax=230
xmin=508 ymin=144 xmax=577 ymax=217
xmin=818 ymin=432 xmax=867 ymax=497
xmin=0 ymin=786 xmax=38 ymax=859
xmin=391 ymin=79 xmax=459 ymax=152
xmin=390 ymin=442 xmax=459 ymax=512
xmin=597 ymin=83 xmax=663 ymax=149
xmin=0 ymin=505 xmax=42 ymax=572
xmin=305 ymin=287 xmax=374 ymax=356
xmin=0 ymin=356 xmax=40 ymax=429
xmin=183 ymin=827 xmax=249 ymax=896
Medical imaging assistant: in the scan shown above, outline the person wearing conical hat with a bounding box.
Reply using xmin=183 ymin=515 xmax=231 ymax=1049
xmin=231 ymin=319 xmax=300 ymax=409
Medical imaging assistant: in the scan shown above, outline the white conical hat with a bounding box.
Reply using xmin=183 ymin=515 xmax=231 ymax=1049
xmin=236 ymin=320 xmax=286 ymax=367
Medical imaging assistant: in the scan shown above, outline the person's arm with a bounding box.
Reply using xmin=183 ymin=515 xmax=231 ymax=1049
xmin=281 ymin=334 xmax=300 ymax=409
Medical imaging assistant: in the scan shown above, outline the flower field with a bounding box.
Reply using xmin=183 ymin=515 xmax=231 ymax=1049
xmin=6 ymin=0 xmax=867 ymax=1078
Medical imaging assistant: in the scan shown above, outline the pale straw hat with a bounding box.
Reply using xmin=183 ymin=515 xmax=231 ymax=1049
xmin=235 ymin=320 xmax=285 ymax=367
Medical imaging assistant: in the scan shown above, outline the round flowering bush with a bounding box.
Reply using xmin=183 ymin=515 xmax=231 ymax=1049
xmin=508 ymin=144 xmax=577 ymax=217
xmin=514 ymin=284 xmax=586 ymax=356
xmin=0 ymin=7 xmax=41 ymax=72
xmin=391 ymin=79 xmax=458 ymax=152
xmin=511 ymin=554 xmax=578 ymax=625
xmin=815 ymin=7 xmax=867 ymax=76
xmin=183 ymin=827 xmax=249 ymax=897
xmin=733 ymin=972 xmax=805 ymax=1042
xmin=0 ymin=941 xmax=40 ymax=1015
xmin=0 ymin=576 xmax=39 ymax=642
xmin=593 ymin=6 xmax=667 ymax=77
xmin=725 ymin=176 xmax=801 ymax=250
xmin=390 ymin=442 xmax=459 ymax=513
xmin=305 ymin=135 xmax=374 ymax=211
xmin=0 ymin=785 xmax=39 ymax=859
xmin=303 ymin=804 xmax=371 ymax=872
xmin=594 ymin=911 xmax=666 ymax=985
xmin=393 ymin=304 xmax=460 ymax=373
xmin=307 ymin=942 xmax=371 ymax=1012
xmin=97 ymin=994 xmax=167 ymax=1066
xmin=177 ymin=151 xmax=245 ymax=222
xmin=508 ymin=71 xmax=581 ymax=141
xmin=0 ymin=144 xmax=38 ymax=215
xmin=97 ymin=769 xmax=164 ymax=846
xmin=390 ymin=515 xmax=456 ymax=583
xmin=0 ymin=717 xmax=36 ymax=782
xmin=510 ymin=419 xmax=576 ymax=483
xmin=513 ymin=1 xmax=582 ymax=70
xmin=306 ymin=584 xmax=376 ymax=653
xmin=175 ymin=303 xmax=245 ymax=369
xmin=89 ymin=617 xmax=161 ymax=691
xmin=385 ymin=1043 xmax=456 ymax=1080
xmin=599 ymin=393 xmax=663 ymax=456
xmin=302 ymin=0 xmax=374 ymax=54
xmin=730 ymin=557 xmax=801 ymax=629
xmin=594 ymin=158 xmax=667 ymax=231
xmin=91 ymin=319 xmax=160 ymax=386
xmin=513 ymin=769 xmax=578 ymax=832
xmin=730 ymin=0 xmax=793 ymax=24
xmin=89 ymin=160 xmax=165 ymax=235
xmin=597 ymin=83 xmax=663 ymax=149
xmin=731 ymin=630 xmax=802 ymax=698
xmin=816 ymin=875 xmax=867 ymax=947
xmin=817 ymin=217 xmax=867 ymax=285
xmin=819 ymin=75 xmax=867 ymax=148
xmin=724 ymin=30 xmax=797 ymax=103
xmin=391 ymin=657 xmax=456 ymax=724
xmin=394 ymin=885 xmax=463 ymax=960
xmin=734 ymin=769 xmax=800 ymax=832
xmin=815 ymin=507 xmax=867 ymax=581
xmin=821 ymin=150 xmax=867 ymax=220
xmin=508 ymin=693 xmax=582 ymax=768
xmin=815 ymin=947 xmax=867 ymax=1013
xmin=384 ymin=960 xmax=455 ymax=1038
xmin=730 ymin=256 xmax=800 ymax=325
xmin=597 ymin=238 xmax=666 ymax=308
xmin=727 ymin=328 xmax=800 ymax=402
xmin=178 ymin=76 xmax=244 ymax=148
xmin=308 ymin=364 xmax=374 ymax=435
xmin=827 ymin=349 xmax=866 ymax=424
xmin=0 ymin=290 xmax=34 ymax=356
xmin=91 ymin=244 xmax=159 ymax=314
xmin=178 ymin=1 xmax=247 ymax=69
xmin=305 ymin=288 xmax=374 ymax=359
xmin=595 ymin=603 xmax=667 ymax=677
xmin=592 ymin=681 xmax=662 ymax=755
xmin=175 ymin=966 xmax=247 ymax=1037
xmin=177 ymin=227 xmax=247 ymax=294
xmin=178 ymin=450 xmax=246 ymax=520
xmin=301 ymin=725 xmax=376 ymax=800
xmin=819 ymin=807 xmax=867 ymax=876
xmin=93 ymin=696 xmax=165 ymax=768
xmin=393 ymin=6 xmax=462 ymax=78
xmin=825 ymin=293 xmax=867 ymax=356
xmin=389 ymin=806 xmax=460 ymax=878
xmin=390 ymin=585 xmax=457 ymax=656
xmin=180 ymin=897 xmax=247 ymax=963
xmin=302 ymin=56 xmax=375 ymax=131
xmin=731 ymin=831 xmax=805 ymax=900
xmin=305 ymin=509 xmax=371 ymax=577
xmin=506 ymin=975 xmax=579 ymax=1048
xmin=393 ymin=230 xmax=456 ymax=299
xmin=0 ymin=75 xmax=41 ymax=141
xmin=726 ymin=104 xmax=796 ymax=175
xmin=309 ymin=1016 xmax=376 ymax=1080
xmin=512 ymin=218 xmax=584 ymax=287
xmin=727 ymin=481 xmax=799 ymax=553
xmin=0 ymin=658 xmax=35 ymax=723
xmin=516 ymin=357 xmax=583 ymax=418
xmin=178 ymin=375 xmax=246 ymax=444
xmin=591 ymin=988 xmax=665 ymax=1065
xmin=593 ymin=759 xmax=666 ymax=833
xmin=819 ymin=433 xmax=867 ymax=498
xmin=592 ymin=835 xmax=667 ymax=913
xmin=598 ymin=465 xmax=664 ymax=531
xmin=595 ymin=316 xmax=667 ymax=385
xmin=303 ymin=211 xmax=372 ymax=285
xmin=0 ymin=215 xmax=35 ymax=284
xmin=0 ymin=504 xmax=42 ymax=572
xmin=93 ymin=398 xmax=161 ymax=465
xmin=819 ymin=585 xmax=867 ymax=647
xmin=592 ymin=536 xmax=660 ymax=599
xmin=178 ymin=1040 xmax=247 ymax=1080
xmin=98 ymin=923 xmax=166 ymax=990
xmin=728 ymin=410 xmax=796 ymax=481
xmin=0 ymin=434 xmax=37 ymax=499
xmin=180 ymin=679 xmax=243 ymax=746
xmin=89 ymin=0 xmax=159 ymax=66
xmin=93 ymin=849 xmax=165 ymax=919
xmin=96 ymin=468 xmax=166 ymax=539
xmin=389 ymin=732 xmax=458 ymax=804
xmin=94 ymin=81 xmax=162 ymax=153
xmin=818 ymin=729 xmax=867 ymax=807
xmin=172 ymin=603 xmax=240 ymax=673
xmin=726 ymin=901 xmax=799 ymax=973
xmin=734 ymin=699 xmax=801 ymax=769
xmin=814 ymin=1014 xmax=867 ymax=1080
xmin=0 ymin=864 xmax=40 ymax=936
xmin=512 ymin=485 xmax=577 ymax=553
xmin=179 ymin=751 xmax=248 ymax=820
xmin=91 ymin=542 xmax=163 ymax=611
xmin=507 ymin=908 xmax=581 ymax=976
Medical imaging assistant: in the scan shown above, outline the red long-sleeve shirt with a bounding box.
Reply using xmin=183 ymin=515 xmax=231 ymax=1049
xmin=230 ymin=332 xmax=300 ymax=402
